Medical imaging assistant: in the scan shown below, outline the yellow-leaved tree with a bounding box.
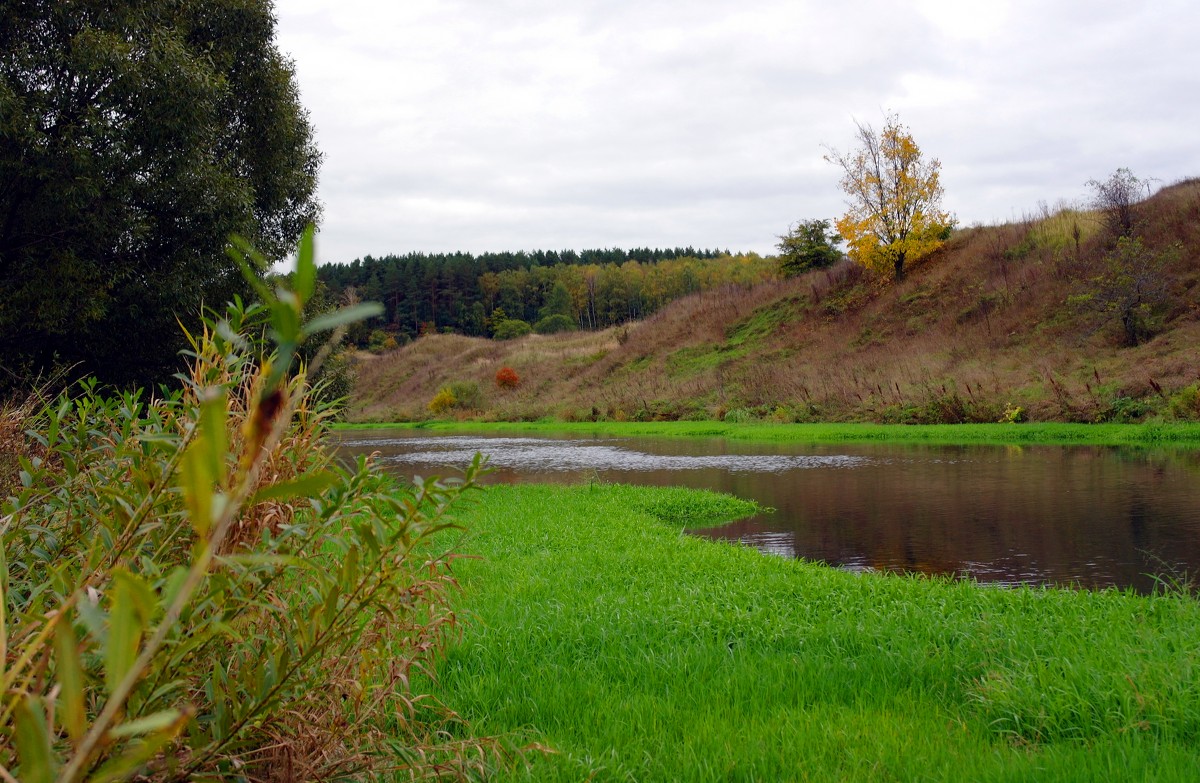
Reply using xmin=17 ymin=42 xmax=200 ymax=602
xmin=825 ymin=113 xmax=954 ymax=281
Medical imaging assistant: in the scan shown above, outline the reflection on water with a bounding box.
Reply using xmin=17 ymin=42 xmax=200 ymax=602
xmin=333 ymin=430 xmax=1200 ymax=592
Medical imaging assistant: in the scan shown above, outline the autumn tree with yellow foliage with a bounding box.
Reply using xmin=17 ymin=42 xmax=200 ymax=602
xmin=825 ymin=113 xmax=954 ymax=281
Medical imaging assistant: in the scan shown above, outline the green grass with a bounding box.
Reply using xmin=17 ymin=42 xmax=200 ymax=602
xmin=725 ymin=299 xmax=797 ymax=347
xmin=666 ymin=344 xmax=746 ymax=377
xmin=427 ymin=482 xmax=1200 ymax=781
xmin=336 ymin=419 xmax=1200 ymax=446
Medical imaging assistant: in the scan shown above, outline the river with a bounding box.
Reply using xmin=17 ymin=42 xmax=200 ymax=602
xmin=332 ymin=429 xmax=1200 ymax=592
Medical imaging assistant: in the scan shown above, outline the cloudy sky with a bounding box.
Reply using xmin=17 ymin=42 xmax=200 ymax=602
xmin=275 ymin=0 xmax=1200 ymax=265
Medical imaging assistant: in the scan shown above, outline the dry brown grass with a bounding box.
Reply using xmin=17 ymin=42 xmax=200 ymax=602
xmin=348 ymin=181 xmax=1200 ymax=424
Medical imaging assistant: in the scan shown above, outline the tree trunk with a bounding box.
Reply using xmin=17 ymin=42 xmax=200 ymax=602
xmin=893 ymin=251 xmax=906 ymax=281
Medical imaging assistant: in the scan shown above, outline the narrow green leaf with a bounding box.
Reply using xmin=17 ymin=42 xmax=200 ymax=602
xmin=213 ymin=553 xmax=295 ymax=569
xmin=340 ymin=545 xmax=360 ymax=589
xmin=180 ymin=437 xmax=214 ymax=537
xmin=321 ymin=584 xmax=342 ymax=626
xmin=161 ymin=566 xmax=190 ymax=612
xmin=54 ymin=618 xmax=87 ymax=743
xmin=353 ymin=522 xmax=381 ymax=557
xmin=271 ymin=290 xmax=304 ymax=345
xmin=107 ymin=708 xmax=183 ymax=739
xmin=92 ymin=709 xmax=189 ymax=783
xmin=275 ymin=644 xmax=291 ymax=688
xmin=14 ymin=696 xmax=58 ymax=783
xmin=105 ymin=570 xmax=151 ymax=697
xmin=114 ymin=570 xmax=156 ymax=622
xmin=294 ymin=223 xmax=316 ymax=304
xmin=197 ymin=387 xmax=228 ymax=486
xmin=250 ymin=470 xmax=338 ymax=505
xmin=301 ymin=302 xmax=385 ymax=337
xmin=210 ymin=660 xmax=230 ymax=738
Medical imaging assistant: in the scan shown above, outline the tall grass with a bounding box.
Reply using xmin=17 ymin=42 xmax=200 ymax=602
xmin=0 ymin=232 xmax=497 ymax=781
xmin=431 ymin=482 xmax=1200 ymax=781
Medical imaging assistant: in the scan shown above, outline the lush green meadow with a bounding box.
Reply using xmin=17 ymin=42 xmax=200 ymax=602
xmin=429 ymin=482 xmax=1200 ymax=781
xmin=341 ymin=419 xmax=1200 ymax=447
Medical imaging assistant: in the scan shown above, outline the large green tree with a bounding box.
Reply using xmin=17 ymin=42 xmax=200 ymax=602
xmin=0 ymin=0 xmax=320 ymax=389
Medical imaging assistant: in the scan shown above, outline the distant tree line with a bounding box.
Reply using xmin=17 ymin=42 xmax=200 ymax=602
xmin=318 ymin=247 xmax=776 ymax=340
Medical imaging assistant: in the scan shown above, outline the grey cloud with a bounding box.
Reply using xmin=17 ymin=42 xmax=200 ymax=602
xmin=278 ymin=0 xmax=1200 ymax=264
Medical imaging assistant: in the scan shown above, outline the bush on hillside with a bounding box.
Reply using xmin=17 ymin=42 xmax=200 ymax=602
xmin=367 ymin=328 xmax=400 ymax=352
xmin=1168 ymin=384 xmax=1200 ymax=420
xmin=534 ymin=313 xmax=577 ymax=334
xmin=429 ymin=381 xmax=483 ymax=415
xmin=428 ymin=387 xmax=458 ymax=414
xmin=495 ymin=366 xmax=521 ymax=389
xmin=493 ymin=318 xmax=533 ymax=340
xmin=1088 ymin=167 xmax=1150 ymax=240
xmin=447 ymin=381 xmax=483 ymax=409
xmin=1068 ymin=237 xmax=1176 ymax=346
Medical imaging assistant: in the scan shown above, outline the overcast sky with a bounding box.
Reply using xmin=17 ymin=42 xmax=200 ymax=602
xmin=275 ymin=0 xmax=1200 ymax=264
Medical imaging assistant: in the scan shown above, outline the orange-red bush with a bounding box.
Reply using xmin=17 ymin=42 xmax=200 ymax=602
xmin=495 ymin=366 xmax=520 ymax=389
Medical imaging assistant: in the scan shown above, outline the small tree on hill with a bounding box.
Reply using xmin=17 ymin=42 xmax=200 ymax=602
xmin=1088 ymin=168 xmax=1152 ymax=240
xmin=776 ymin=219 xmax=844 ymax=276
xmin=825 ymin=113 xmax=954 ymax=281
xmin=1068 ymin=237 xmax=1175 ymax=346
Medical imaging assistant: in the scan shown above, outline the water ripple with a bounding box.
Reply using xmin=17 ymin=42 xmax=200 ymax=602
xmin=340 ymin=435 xmax=869 ymax=474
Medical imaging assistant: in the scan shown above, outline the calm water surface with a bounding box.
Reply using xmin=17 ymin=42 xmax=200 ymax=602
xmin=332 ymin=430 xmax=1200 ymax=592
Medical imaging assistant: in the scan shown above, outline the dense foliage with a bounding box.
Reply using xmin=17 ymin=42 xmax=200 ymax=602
xmin=0 ymin=235 xmax=495 ymax=780
xmin=317 ymin=247 xmax=775 ymax=340
xmin=0 ymin=0 xmax=320 ymax=390
xmin=775 ymin=218 xmax=844 ymax=275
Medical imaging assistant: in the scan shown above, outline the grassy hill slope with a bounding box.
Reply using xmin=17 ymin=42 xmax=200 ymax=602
xmin=346 ymin=180 xmax=1200 ymax=424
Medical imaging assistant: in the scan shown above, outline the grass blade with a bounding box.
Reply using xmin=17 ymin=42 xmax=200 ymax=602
xmin=14 ymin=696 xmax=58 ymax=783
xmin=54 ymin=618 xmax=86 ymax=743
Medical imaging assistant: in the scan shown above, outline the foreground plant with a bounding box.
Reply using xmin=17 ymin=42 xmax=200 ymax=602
xmin=1 ymin=230 xmax=494 ymax=781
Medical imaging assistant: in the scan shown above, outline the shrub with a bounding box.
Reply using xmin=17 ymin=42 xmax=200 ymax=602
xmin=533 ymin=313 xmax=577 ymax=334
xmin=1169 ymin=384 xmax=1200 ymax=420
xmin=428 ymin=382 xmax=482 ymax=415
xmin=1088 ymin=167 xmax=1149 ymax=239
xmin=495 ymin=366 xmax=521 ymax=389
xmin=1000 ymin=404 xmax=1026 ymax=423
xmin=428 ymin=387 xmax=458 ymax=414
xmin=367 ymin=328 xmax=399 ymax=353
xmin=492 ymin=318 xmax=532 ymax=340
xmin=0 ymin=230 xmax=497 ymax=780
xmin=1068 ymin=237 xmax=1175 ymax=347
xmin=447 ymin=381 xmax=483 ymax=410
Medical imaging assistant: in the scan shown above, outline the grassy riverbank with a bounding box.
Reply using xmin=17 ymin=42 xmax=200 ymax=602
xmin=338 ymin=419 xmax=1200 ymax=446
xmin=430 ymin=482 xmax=1200 ymax=781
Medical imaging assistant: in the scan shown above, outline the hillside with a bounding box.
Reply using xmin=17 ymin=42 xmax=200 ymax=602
xmin=346 ymin=180 xmax=1200 ymax=424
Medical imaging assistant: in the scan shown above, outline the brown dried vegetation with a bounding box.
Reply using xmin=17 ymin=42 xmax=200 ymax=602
xmin=348 ymin=180 xmax=1200 ymax=424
